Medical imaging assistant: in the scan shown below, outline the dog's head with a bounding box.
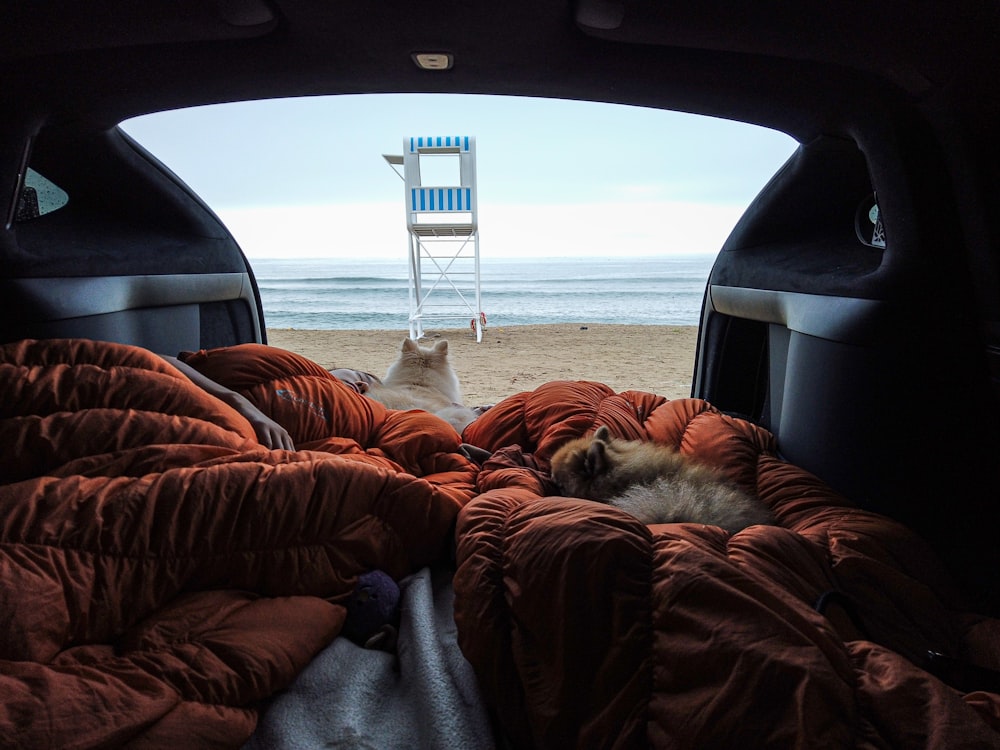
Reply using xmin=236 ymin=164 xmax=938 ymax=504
xmin=549 ymin=425 xmax=617 ymax=501
xmin=383 ymin=338 xmax=461 ymax=401
xmin=398 ymin=337 xmax=449 ymax=368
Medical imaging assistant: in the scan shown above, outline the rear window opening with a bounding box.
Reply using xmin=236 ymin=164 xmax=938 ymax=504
xmin=122 ymin=94 xmax=798 ymax=402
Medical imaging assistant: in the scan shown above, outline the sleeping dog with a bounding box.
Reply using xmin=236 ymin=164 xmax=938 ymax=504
xmin=550 ymin=425 xmax=774 ymax=533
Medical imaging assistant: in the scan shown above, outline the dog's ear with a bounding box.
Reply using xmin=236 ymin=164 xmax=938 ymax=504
xmin=402 ymin=338 xmax=419 ymax=353
xmin=433 ymin=339 xmax=449 ymax=354
xmin=584 ymin=439 xmax=608 ymax=478
xmin=593 ymin=425 xmax=611 ymax=442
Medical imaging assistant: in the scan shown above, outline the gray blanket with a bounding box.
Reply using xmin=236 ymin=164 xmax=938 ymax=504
xmin=244 ymin=566 xmax=496 ymax=750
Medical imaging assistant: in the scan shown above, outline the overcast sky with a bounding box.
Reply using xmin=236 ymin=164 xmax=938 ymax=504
xmin=123 ymin=94 xmax=797 ymax=259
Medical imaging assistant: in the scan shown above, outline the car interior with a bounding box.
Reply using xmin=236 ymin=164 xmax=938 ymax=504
xmin=4 ymin=1 xmax=1000 ymax=747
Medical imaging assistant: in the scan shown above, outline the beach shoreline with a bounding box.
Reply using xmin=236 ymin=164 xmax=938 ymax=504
xmin=265 ymin=323 xmax=699 ymax=405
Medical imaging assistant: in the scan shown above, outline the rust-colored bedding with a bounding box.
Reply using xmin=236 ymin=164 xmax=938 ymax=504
xmin=455 ymin=381 xmax=1000 ymax=748
xmin=5 ymin=342 xmax=999 ymax=749
xmin=0 ymin=339 xmax=477 ymax=749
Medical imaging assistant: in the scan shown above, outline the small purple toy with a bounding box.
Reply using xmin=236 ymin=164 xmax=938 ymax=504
xmin=342 ymin=570 xmax=401 ymax=650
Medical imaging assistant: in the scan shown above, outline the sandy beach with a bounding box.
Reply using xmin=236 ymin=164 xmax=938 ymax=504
xmin=265 ymin=323 xmax=699 ymax=406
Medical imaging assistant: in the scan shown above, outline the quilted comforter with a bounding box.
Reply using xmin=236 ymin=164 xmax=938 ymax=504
xmin=3 ymin=339 xmax=999 ymax=749
xmin=455 ymin=381 xmax=1000 ymax=748
xmin=0 ymin=339 xmax=477 ymax=749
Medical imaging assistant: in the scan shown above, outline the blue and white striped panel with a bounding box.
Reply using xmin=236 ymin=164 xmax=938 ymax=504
xmin=408 ymin=136 xmax=471 ymax=152
xmin=410 ymin=187 xmax=473 ymax=211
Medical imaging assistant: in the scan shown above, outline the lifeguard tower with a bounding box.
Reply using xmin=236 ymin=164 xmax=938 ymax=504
xmin=383 ymin=136 xmax=484 ymax=342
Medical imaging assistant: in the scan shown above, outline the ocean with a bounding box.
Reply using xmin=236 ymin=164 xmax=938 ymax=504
xmin=251 ymin=255 xmax=715 ymax=330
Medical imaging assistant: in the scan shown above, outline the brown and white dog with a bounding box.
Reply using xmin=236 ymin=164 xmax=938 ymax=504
xmin=549 ymin=425 xmax=774 ymax=532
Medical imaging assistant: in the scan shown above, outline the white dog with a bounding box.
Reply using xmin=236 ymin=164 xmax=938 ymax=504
xmin=365 ymin=338 xmax=481 ymax=434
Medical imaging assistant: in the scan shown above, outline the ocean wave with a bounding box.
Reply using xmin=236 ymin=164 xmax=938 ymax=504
xmin=257 ymin=276 xmax=408 ymax=287
xmin=254 ymin=255 xmax=712 ymax=330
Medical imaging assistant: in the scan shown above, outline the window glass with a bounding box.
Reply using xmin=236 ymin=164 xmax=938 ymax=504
xmin=16 ymin=168 xmax=69 ymax=221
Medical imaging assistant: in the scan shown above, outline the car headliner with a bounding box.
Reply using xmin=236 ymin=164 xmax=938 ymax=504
xmin=3 ymin=0 xmax=999 ymax=145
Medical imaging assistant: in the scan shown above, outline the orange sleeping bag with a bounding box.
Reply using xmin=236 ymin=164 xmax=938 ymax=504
xmin=0 ymin=339 xmax=477 ymax=749
xmin=455 ymin=381 xmax=1000 ymax=748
